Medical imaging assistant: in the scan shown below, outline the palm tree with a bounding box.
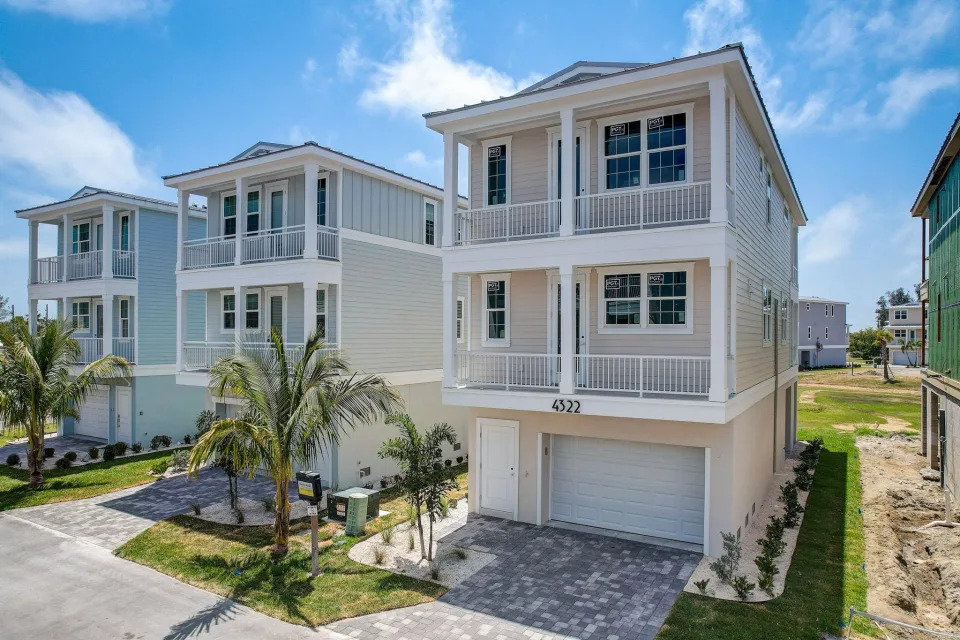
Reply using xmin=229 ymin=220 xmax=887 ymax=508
xmin=188 ymin=328 xmax=401 ymax=555
xmin=0 ymin=319 xmax=130 ymax=486
xmin=875 ymin=329 xmax=894 ymax=381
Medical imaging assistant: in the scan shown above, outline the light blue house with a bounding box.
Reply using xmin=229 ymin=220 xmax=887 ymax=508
xmin=18 ymin=187 xmax=208 ymax=445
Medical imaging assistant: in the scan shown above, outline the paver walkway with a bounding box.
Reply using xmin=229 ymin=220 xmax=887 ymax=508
xmin=327 ymin=516 xmax=700 ymax=640
xmin=7 ymin=468 xmax=291 ymax=548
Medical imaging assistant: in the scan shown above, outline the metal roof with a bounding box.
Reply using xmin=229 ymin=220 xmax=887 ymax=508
xmin=15 ymin=186 xmax=176 ymax=214
xmin=910 ymin=110 xmax=960 ymax=216
xmin=516 ymin=61 xmax=649 ymax=95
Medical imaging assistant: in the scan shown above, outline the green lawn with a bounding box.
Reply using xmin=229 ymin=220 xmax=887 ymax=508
xmin=798 ymin=367 xmax=921 ymax=392
xmin=117 ymin=464 xmax=469 ymax=626
xmin=799 ymin=389 xmax=920 ymax=434
xmin=0 ymin=450 xmax=173 ymax=511
xmin=0 ymin=423 xmax=57 ymax=447
xmin=656 ymin=387 xmax=907 ymax=639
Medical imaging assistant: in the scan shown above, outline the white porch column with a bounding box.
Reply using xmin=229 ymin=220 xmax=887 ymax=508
xmin=559 ymin=262 xmax=576 ymax=395
xmin=233 ymin=285 xmax=247 ymax=349
xmin=709 ymin=258 xmax=729 ymax=402
xmin=28 ymin=220 xmax=38 ymax=285
xmin=102 ymin=204 xmax=115 ymax=278
xmin=28 ymin=299 xmax=37 ymax=334
xmin=103 ymin=294 xmax=114 ymax=356
xmin=61 ymin=297 xmax=70 ymax=321
xmin=176 ymin=190 xmax=190 ymax=271
xmin=234 ymin=177 xmax=246 ymax=265
xmin=709 ymin=78 xmax=729 ymax=224
xmin=559 ymin=108 xmax=575 ymax=236
xmin=304 ymin=163 xmax=319 ymax=259
xmin=303 ymin=281 xmax=318 ymax=341
xmin=62 ymin=213 xmax=71 ymax=280
xmin=442 ymin=273 xmax=456 ymax=387
xmin=442 ymin=131 xmax=458 ymax=248
xmin=176 ymin=289 xmax=186 ymax=372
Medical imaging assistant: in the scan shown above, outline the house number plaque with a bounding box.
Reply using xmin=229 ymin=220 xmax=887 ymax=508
xmin=551 ymin=399 xmax=581 ymax=413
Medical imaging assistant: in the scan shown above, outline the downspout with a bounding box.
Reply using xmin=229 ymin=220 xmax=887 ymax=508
xmin=773 ymin=304 xmax=780 ymax=471
xmin=921 ymin=216 xmax=927 ymax=367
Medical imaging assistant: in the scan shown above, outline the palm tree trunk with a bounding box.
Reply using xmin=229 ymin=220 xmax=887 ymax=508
xmin=415 ymin=504 xmax=427 ymax=560
xmin=428 ymin=514 xmax=435 ymax=562
xmin=27 ymin=416 xmax=44 ymax=486
xmin=273 ymin=476 xmax=290 ymax=554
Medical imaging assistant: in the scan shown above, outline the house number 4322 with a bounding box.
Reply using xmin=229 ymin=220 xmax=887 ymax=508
xmin=551 ymin=399 xmax=581 ymax=414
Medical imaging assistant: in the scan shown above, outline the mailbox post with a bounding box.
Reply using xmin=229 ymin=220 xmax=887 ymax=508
xmin=296 ymin=471 xmax=324 ymax=577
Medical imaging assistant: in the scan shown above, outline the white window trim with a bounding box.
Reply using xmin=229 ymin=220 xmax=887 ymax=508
xmin=72 ymin=220 xmax=93 ymax=254
xmin=219 ymin=289 xmax=262 ymax=334
xmin=762 ymin=283 xmax=773 ymax=345
xmin=72 ymin=298 xmax=92 ymax=332
xmin=315 ymin=285 xmax=329 ymax=340
xmin=317 ymin=171 xmax=331 ymax=227
xmin=481 ymin=273 xmax=510 ymax=347
xmin=596 ymin=102 xmax=695 ymax=194
xmin=244 ymin=186 xmax=263 ymax=235
xmin=805 ymin=302 xmax=810 ymax=311
xmin=220 ymin=290 xmax=238 ymax=333
xmin=118 ymin=213 xmax=130 ymax=251
xmin=456 ymin=295 xmax=466 ymax=344
xmin=824 ymin=326 xmax=829 ymax=340
xmin=595 ymin=262 xmax=695 ymax=334
xmin=807 ymin=326 xmax=812 ymax=340
xmin=118 ymin=296 xmax=131 ymax=338
xmin=830 ymin=304 xmax=835 ymax=317
xmin=220 ymin=191 xmax=238 ymax=237
xmin=423 ymin=197 xmax=438 ymax=246
xmin=264 ymin=180 xmax=290 ymax=230
xmin=780 ymin=298 xmax=788 ymax=343
xmin=263 ymin=286 xmax=288 ymax=339
xmin=481 ymin=136 xmax=512 ymax=207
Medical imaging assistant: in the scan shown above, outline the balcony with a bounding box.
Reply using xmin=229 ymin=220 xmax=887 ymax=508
xmin=71 ymin=337 xmax=136 ymax=365
xmin=181 ymin=225 xmax=339 ymax=270
xmin=31 ymin=250 xmax=136 ymax=284
xmin=454 ymin=182 xmax=712 ymax=246
xmin=454 ymin=351 xmax=710 ymax=398
xmin=182 ymin=341 xmax=338 ymax=372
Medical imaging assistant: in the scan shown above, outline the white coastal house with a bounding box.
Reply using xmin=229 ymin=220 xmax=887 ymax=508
xmin=884 ymin=303 xmax=925 ymax=366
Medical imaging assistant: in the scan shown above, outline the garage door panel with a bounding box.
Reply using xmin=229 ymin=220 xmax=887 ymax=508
xmin=551 ymin=435 xmax=705 ymax=545
xmin=76 ymin=386 xmax=109 ymax=439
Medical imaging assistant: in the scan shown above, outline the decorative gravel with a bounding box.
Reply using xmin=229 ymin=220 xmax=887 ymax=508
xmin=190 ymin=496 xmax=309 ymax=526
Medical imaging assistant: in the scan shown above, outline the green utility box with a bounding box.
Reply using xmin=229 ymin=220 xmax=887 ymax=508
xmin=327 ymin=487 xmax=380 ymax=522
xmin=345 ymin=493 xmax=368 ymax=536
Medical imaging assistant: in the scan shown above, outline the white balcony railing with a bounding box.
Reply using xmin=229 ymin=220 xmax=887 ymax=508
xmin=33 ymin=256 xmax=63 ymax=284
xmin=112 ymin=337 xmax=136 ymax=363
xmin=454 ymin=200 xmax=561 ymax=245
xmin=454 ymin=352 xmax=560 ymax=389
xmin=74 ymin=337 xmax=103 ymax=364
xmin=182 ymin=342 xmax=234 ymax=371
xmin=576 ymin=181 xmax=711 ymax=232
xmin=182 ymin=235 xmax=236 ymax=270
xmin=317 ymin=226 xmax=339 ymax=259
xmin=67 ymin=251 xmax=103 ymax=280
xmin=242 ymin=226 xmax=305 ymax=263
xmin=113 ymin=250 xmax=136 ymax=278
xmin=576 ymin=355 xmax=710 ymax=396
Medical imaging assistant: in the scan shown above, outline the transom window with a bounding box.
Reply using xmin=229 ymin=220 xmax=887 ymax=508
xmin=482 ymin=277 xmax=508 ymax=345
xmin=762 ymin=287 xmax=773 ymax=343
xmin=486 ymin=145 xmax=507 ymax=205
xmin=894 ymin=309 xmax=907 ymax=320
xmin=245 ymin=293 xmax=260 ymax=330
xmin=316 ymin=289 xmax=326 ymax=339
xmin=246 ymin=191 xmax=260 ymax=234
xmin=599 ymin=265 xmax=691 ymax=331
xmin=72 ymin=301 xmax=90 ymax=330
xmin=424 ymin=199 xmax=436 ymax=246
xmin=119 ymin=298 xmax=130 ymax=338
xmin=222 ymin=294 xmax=236 ymax=330
xmin=317 ymin=178 xmax=327 ymax=227
xmin=223 ymin=194 xmax=237 ymax=236
xmin=72 ymin=222 xmax=91 ymax=254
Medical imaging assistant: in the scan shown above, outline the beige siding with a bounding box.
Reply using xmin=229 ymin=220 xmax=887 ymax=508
xmin=733 ymin=106 xmax=796 ymax=392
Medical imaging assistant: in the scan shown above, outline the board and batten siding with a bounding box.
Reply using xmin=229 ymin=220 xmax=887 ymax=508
xmin=469 ymin=95 xmax=711 ymax=208
xmin=339 ymin=238 xmax=441 ymax=373
xmin=135 ymin=208 xmax=178 ymax=365
xmin=206 ymin=174 xmax=308 ymax=237
xmin=340 ymin=169 xmax=443 ymax=246
xmin=732 ymin=106 xmax=795 ymax=392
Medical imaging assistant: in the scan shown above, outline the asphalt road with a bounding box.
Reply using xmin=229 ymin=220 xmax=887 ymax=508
xmin=0 ymin=514 xmax=344 ymax=640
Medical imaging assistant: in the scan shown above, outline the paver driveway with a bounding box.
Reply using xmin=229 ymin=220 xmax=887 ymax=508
xmin=0 ymin=434 xmax=103 ymax=469
xmin=327 ymin=516 xmax=700 ymax=640
xmin=6 ymin=468 xmax=291 ymax=548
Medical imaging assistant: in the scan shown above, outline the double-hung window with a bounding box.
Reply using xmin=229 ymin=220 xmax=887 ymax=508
xmin=780 ymin=299 xmax=788 ymax=343
xmin=485 ymin=142 xmax=508 ymax=206
xmin=599 ymin=265 xmax=692 ymax=332
xmin=423 ymin=198 xmax=437 ymax=246
xmin=603 ymin=120 xmax=643 ymax=189
xmin=316 ymin=289 xmax=326 ymax=339
xmin=119 ymin=298 xmax=130 ymax=338
xmin=603 ymin=274 xmax=643 ymax=325
xmin=765 ymin=171 xmax=772 ymax=224
xmin=119 ymin=215 xmax=130 ymax=251
xmin=830 ymin=304 xmax=835 ymax=317
xmin=647 ymin=271 xmax=687 ymax=325
xmin=72 ymin=222 xmax=91 ymax=254
xmin=72 ymin=301 xmax=90 ymax=330
xmin=246 ymin=190 xmax=260 ymax=234
xmin=456 ymin=296 xmax=465 ymax=344
xmin=762 ymin=286 xmax=773 ymax=343
xmin=824 ymin=304 xmax=829 ymax=317
xmin=223 ymin=194 xmax=237 ymax=237
xmin=806 ymin=302 xmax=810 ymax=311
xmin=894 ymin=328 xmax=907 ymax=341
xmin=894 ymin=309 xmax=907 ymax=320
xmin=482 ymin=276 xmax=509 ymax=346
xmin=807 ymin=326 xmax=812 ymax=340
xmin=245 ymin=293 xmax=260 ymax=330
xmin=317 ymin=177 xmax=327 ymax=227
xmin=222 ymin=294 xmax=236 ymax=330
xmin=646 ymin=113 xmax=687 ymax=185
xmin=824 ymin=326 xmax=829 ymax=340
xmin=601 ymin=107 xmax=690 ymax=192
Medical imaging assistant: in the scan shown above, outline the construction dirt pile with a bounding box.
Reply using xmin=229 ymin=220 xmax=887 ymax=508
xmin=858 ymin=435 xmax=960 ymax=637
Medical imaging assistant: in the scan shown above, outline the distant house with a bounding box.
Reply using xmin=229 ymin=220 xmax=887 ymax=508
xmin=883 ymin=303 xmax=925 ymax=366
xmin=797 ymin=297 xmax=848 ymax=368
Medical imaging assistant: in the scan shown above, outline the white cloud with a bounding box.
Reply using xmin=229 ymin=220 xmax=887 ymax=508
xmin=0 ymin=0 xmax=168 ymax=22
xmin=0 ymin=69 xmax=157 ymax=193
xmin=875 ymin=68 xmax=960 ymax=128
xmin=868 ymin=0 xmax=955 ymax=60
xmin=357 ymin=0 xmax=541 ymax=117
xmin=800 ymin=196 xmax=866 ymax=265
xmin=338 ymin=39 xmax=364 ymax=78
xmin=301 ymin=58 xmax=317 ymax=84
xmin=403 ymin=150 xmax=441 ymax=168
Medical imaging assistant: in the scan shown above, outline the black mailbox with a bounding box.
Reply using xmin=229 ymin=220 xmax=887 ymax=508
xmin=296 ymin=471 xmax=323 ymax=504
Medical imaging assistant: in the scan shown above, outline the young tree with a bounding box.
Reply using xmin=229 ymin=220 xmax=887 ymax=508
xmin=188 ymin=329 xmax=400 ymax=554
xmin=901 ymin=339 xmax=922 ymax=367
xmin=849 ymin=328 xmax=882 ymax=360
xmin=0 ymin=320 xmax=130 ymax=485
xmin=875 ymin=329 xmax=894 ymax=381
xmin=421 ymin=424 xmax=458 ymax=560
xmin=0 ymin=294 xmax=10 ymax=323
xmin=875 ymin=296 xmax=889 ymax=328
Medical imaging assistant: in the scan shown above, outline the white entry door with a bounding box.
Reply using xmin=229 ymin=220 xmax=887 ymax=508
xmin=478 ymin=419 xmax=518 ymax=518
xmin=76 ymin=386 xmax=109 ymax=439
xmin=116 ymin=386 xmax=132 ymax=444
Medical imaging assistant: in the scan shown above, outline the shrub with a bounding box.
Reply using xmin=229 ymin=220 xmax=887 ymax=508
xmin=439 ymin=494 xmax=450 ymax=519
xmin=113 ymin=441 xmax=128 ymax=456
xmin=63 ymin=451 xmax=77 ymax=462
xmin=55 ymin=457 xmax=72 ymax=469
xmin=709 ymin=531 xmax=741 ymax=585
xmin=380 ymin=524 xmax=396 ymax=545
xmin=793 ymin=463 xmax=814 ymax=491
xmin=103 ymin=445 xmax=116 ymax=462
xmin=183 ymin=434 xmax=192 ymax=445
xmin=694 ymin=578 xmax=710 ymax=595
xmin=731 ymin=574 xmax=756 ymax=601
xmin=6 ymin=453 xmax=20 ymax=467
xmin=262 ymin=497 xmax=274 ymax=513
xmin=757 ymin=516 xmax=787 ymax=559
xmin=444 ymin=459 xmax=452 ymax=467
xmin=170 ymin=449 xmax=189 ymax=472
xmin=235 ymin=509 xmax=244 ymax=524
xmin=150 ymin=434 xmax=172 ymax=450
xmin=754 ymin=553 xmax=779 ymax=596
xmin=190 ymin=503 xmax=202 ymax=515
xmin=407 ymin=530 xmax=416 ymax=551
xmin=227 ymin=549 xmax=268 ymax=570
xmin=195 ymin=409 xmax=216 ymax=440
xmin=453 ymin=547 xmax=467 ymax=560
xmin=43 ymin=447 xmax=55 ymax=459
xmin=131 ymin=442 xmax=142 ymax=454
xmin=151 ymin=459 xmax=169 ymax=475
xmin=373 ymin=546 xmax=387 ymax=565
xmin=88 ymin=446 xmax=100 ymax=459
xmin=780 ymin=481 xmax=804 ymax=528
xmin=428 ymin=560 xmax=441 ymax=580
xmin=456 ymin=456 xmax=464 ymax=464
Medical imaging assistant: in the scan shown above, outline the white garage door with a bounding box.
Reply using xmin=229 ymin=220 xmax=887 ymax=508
xmin=75 ymin=386 xmax=109 ymax=439
xmin=550 ymin=435 xmax=705 ymax=544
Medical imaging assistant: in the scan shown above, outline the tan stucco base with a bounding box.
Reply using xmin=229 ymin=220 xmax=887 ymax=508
xmin=466 ymin=380 xmax=796 ymax=556
xmin=922 ymin=377 xmax=960 ymax=498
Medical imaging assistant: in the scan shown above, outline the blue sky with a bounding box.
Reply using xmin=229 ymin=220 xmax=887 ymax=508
xmin=0 ymin=0 xmax=957 ymax=328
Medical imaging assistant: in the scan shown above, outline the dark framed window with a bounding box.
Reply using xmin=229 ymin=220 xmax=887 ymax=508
xmin=486 ymin=280 xmax=506 ymax=340
xmin=246 ymin=191 xmax=260 ymax=234
xmin=317 ymin=178 xmax=327 ymax=226
xmin=603 ymin=273 xmax=643 ymax=325
xmin=647 ymin=271 xmax=687 ymax=325
xmin=245 ymin=293 xmax=260 ymax=330
xmin=486 ymin=145 xmax=507 ymax=205
xmin=647 ymin=113 xmax=687 ymax=185
xmin=222 ymin=294 xmax=235 ymax=330
xmin=604 ymin=120 xmax=643 ymax=189
xmin=223 ymin=194 xmax=237 ymax=236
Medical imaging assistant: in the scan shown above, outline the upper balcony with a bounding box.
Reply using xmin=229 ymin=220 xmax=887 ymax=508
xmin=181 ymin=224 xmax=339 ymax=270
xmin=32 ymin=249 xmax=136 ymax=284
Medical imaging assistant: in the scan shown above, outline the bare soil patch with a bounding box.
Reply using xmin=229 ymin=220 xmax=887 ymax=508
xmin=835 ymin=415 xmax=915 ymax=433
xmin=858 ymin=435 xmax=960 ymax=636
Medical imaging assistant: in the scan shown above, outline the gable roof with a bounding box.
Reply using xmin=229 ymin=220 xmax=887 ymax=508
xmin=231 ymin=141 xmax=294 ymax=161
xmin=516 ymin=61 xmax=649 ymax=95
xmin=15 ymin=187 xmax=176 ymax=215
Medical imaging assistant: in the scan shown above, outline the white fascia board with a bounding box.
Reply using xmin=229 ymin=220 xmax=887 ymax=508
xmin=442 ymin=224 xmax=735 ymax=276
xmin=176 ymin=260 xmax=342 ymax=292
xmin=29 ymin=279 xmax=138 ymax=299
xmin=176 ymin=372 xmax=211 ymax=387
xmin=16 ymin=194 xmax=177 ymax=221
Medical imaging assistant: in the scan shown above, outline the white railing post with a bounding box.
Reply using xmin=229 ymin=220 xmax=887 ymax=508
xmin=442 ymin=131 xmax=458 ymax=249
xmin=442 ymin=272 xmax=456 ymax=387
xmin=177 ymin=190 xmax=190 ymax=271
xmin=102 ymin=204 xmax=114 ymax=279
xmin=176 ymin=289 xmax=186 ymax=372
xmin=560 ymin=108 xmax=575 ymax=237
xmin=234 ymin=177 xmax=245 ymax=265
xmin=234 ymin=285 xmax=246 ymax=351
xmin=303 ymin=281 xmax=317 ymax=342
xmin=304 ymin=163 xmax=319 ymax=259
xmin=709 ymin=77 xmax=728 ymax=224
xmin=102 ymin=294 xmax=114 ymax=356
xmin=559 ymin=263 xmax=575 ymax=395
xmin=709 ymin=258 xmax=728 ymax=401
xmin=28 ymin=220 xmax=38 ymax=285
xmin=62 ymin=212 xmax=71 ymax=280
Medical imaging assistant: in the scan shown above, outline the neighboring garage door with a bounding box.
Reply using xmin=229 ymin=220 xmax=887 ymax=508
xmin=75 ymin=386 xmax=109 ymax=439
xmin=550 ymin=435 xmax=705 ymax=545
